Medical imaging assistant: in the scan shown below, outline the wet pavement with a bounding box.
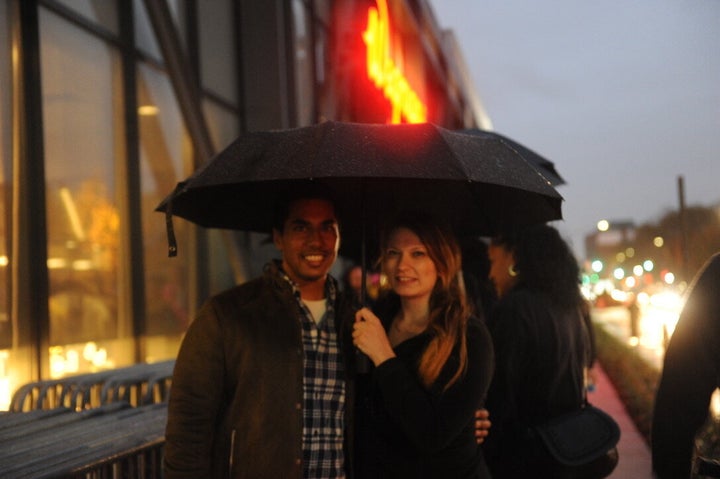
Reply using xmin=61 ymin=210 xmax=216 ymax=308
xmin=589 ymin=362 xmax=655 ymax=478
xmin=591 ymin=306 xmax=658 ymax=478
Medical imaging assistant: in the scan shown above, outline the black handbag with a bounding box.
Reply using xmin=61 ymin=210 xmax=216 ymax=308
xmin=533 ymin=403 xmax=620 ymax=479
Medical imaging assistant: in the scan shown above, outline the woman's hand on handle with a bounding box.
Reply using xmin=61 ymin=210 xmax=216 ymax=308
xmin=352 ymin=307 xmax=396 ymax=366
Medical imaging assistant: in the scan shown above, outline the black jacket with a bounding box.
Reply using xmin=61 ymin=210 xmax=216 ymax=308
xmin=356 ymin=300 xmax=494 ymax=478
xmin=483 ymin=287 xmax=589 ymax=478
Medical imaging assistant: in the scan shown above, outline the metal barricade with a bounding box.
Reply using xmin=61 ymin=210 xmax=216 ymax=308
xmin=10 ymin=360 xmax=175 ymax=412
xmin=0 ymin=403 xmax=167 ymax=478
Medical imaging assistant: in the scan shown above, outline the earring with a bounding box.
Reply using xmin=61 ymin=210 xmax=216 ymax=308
xmin=508 ymin=264 xmax=518 ymax=277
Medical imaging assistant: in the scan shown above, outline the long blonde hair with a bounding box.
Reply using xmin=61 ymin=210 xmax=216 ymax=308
xmin=380 ymin=212 xmax=470 ymax=391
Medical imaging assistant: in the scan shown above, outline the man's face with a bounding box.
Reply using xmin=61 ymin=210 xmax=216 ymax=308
xmin=273 ymin=198 xmax=340 ymax=287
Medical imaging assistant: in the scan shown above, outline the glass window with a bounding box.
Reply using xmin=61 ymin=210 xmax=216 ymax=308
xmin=137 ymin=63 xmax=192 ymax=361
xmin=39 ymin=8 xmax=131 ymax=375
xmin=134 ymin=0 xmax=188 ymax=65
xmin=54 ymin=0 xmax=119 ymax=34
xmin=292 ymin=0 xmax=314 ymax=125
xmin=166 ymin=0 xmax=188 ymax=48
xmin=133 ymin=0 xmax=162 ymax=62
xmin=310 ymin=6 xmax=336 ymax=123
xmin=206 ymin=230 xmax=239 ymax=297
xmin=201 ymin=102 xmax=244 ymax=296
xmin=199 ymin=0 xmax=237 ymax=103
xmin=0 ymin=0 xmax=12 ymax=409
xmin=314 ymin=0 xmax=331 ymax=24
xmin=202 ymin=99 xmax=239 ymax=153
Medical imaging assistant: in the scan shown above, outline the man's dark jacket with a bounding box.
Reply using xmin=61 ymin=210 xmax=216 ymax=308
xmin=163 ymin=265 xmax=357 ymax=478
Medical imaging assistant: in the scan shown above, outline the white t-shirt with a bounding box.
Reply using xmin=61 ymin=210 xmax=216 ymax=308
xmin=303 ymin=299 xmax=327 ymax=325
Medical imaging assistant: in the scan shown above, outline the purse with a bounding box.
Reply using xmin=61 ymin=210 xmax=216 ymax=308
xmin=533 ymin=402 xmax=620 ymax=479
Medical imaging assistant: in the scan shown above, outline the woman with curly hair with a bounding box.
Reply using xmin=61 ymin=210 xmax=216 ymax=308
xmin=482 ymin=223 xmax=594 ymax=478
xmin=352 ymin=211 xmax=494 ymax=478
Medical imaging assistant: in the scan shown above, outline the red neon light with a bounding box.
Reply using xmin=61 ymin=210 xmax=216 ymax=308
xmin=362 ymin=0 xmax=427 ymax=124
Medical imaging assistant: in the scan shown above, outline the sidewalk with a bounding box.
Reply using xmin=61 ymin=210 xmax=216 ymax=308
xmin=589 ymin=358 xmax=655 ymax=478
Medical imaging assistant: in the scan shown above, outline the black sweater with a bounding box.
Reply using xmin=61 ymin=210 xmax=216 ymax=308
xmin=355 ymin=315 xmax=494 ymax=479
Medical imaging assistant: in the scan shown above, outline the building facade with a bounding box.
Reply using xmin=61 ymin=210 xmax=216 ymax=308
xmin=0 ymin=0 xmax=489 ymax=409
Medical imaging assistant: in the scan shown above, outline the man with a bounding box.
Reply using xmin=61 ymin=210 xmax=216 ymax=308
xmin=163 ymin=185 xmax=357 ymax=478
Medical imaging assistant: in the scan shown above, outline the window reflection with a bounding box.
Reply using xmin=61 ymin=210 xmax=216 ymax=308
xmin=202 ymin=99 xmax=239 ymax=156
xmin=133 ymin=0 xmax=162 ymax=62
xmin=55 ymin=0 xmax=119 ymax=34
xmin=40 ymin=9 xmax=129 ymax=373
xmin=47 ymin=183 xmax=119 ymax=345
xmin=138 ymin=63 xmax=191 ymax=356
xmin=199 ymin=0 xmax=237 ymax=103
xmin=0 ymin=0 xmax=12 ymax=408
xmin=293 ymin=0 xmax=314 ymax=124
xmin=202 ymin=102 xmax=242 ymax=295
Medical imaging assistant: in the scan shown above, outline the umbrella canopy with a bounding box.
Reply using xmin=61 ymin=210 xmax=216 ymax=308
xmin=459 ymin=128 xmax=566 ymax=186
xmin=157 ymin=121 xmax=563 ymax=260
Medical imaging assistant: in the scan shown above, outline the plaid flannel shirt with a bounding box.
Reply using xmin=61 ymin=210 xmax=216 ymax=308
xmin=280 ymin=270 xmax=346 ymax=478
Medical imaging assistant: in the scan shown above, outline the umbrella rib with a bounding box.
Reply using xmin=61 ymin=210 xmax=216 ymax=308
xmin=436 ymin=130 xmax=475 ymax=182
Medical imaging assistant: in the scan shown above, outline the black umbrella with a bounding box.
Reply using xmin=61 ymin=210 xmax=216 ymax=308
xmin=157 ymin=121 xmax=563 ymax=263
xmin=459 ymin=128 xmax=566 ymax=186
xmin=158 ymin=121 xmax=563 ymax=373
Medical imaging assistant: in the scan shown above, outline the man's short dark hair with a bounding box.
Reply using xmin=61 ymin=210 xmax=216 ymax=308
xmin=271 ymin=182 xmax=338 ymax=232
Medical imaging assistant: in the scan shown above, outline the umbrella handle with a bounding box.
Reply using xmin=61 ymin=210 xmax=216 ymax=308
xmin=351 ymin=292 xmax=371 ymax=375
xmin=165 ymin=205 xmax=178 ymax=257
xmin=163 ymin=183 xmax=186 ymax=258
xmin=355 ymin=341 xmax=371 ymax=374
xmin=355 ymin=181 xmax=371 ymax=375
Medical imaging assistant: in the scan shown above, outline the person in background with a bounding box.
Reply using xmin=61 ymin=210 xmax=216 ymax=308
xmin=652 ymin=252 xmax=720 ymax=479
xmin=459 ymin=237 xmax=495 ymax=447
xmin=342 ymin=263 xmax=380 ymax=308
xmin=459 ymin=236 xmax=497 ymax=322
xmin=352 ymin=211 xmax=494 ymax=478
xmin=627 ymin=293 xmax=641 ymax=342
xmin=163 ymin=185 xmax=357 ymax=479
xmin=482 ymin=223 xmax=594 ymax=478
xmin=343 ymin=264 xmax=365 ymax=304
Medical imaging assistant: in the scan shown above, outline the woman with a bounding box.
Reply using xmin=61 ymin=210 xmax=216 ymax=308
xmin=482 ymin=223 xmax=593 ymax=478
xmin=352 ymin=211 xmax=494 ymax=478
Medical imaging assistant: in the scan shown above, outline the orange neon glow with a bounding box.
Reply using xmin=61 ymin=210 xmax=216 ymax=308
xmin=362 ymin=0 xmax=427 ymax=124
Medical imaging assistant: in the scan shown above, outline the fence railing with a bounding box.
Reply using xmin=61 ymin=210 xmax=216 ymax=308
xmin=1 ymin=361 xmax=174 ymax=478
xmin=0 ymin=402 xmax=167 ymax=478
xmin=10 ymin=360 xmax=174 ymax=412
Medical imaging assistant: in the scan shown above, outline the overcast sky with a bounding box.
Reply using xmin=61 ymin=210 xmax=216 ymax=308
xmin=431 ymin=0 xmax=720 ymax=258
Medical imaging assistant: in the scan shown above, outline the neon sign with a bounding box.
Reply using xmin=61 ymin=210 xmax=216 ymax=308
xmin=362 ymin=0 xmax=427 ymax=124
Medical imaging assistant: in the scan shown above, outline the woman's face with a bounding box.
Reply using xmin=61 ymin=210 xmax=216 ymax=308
xmin=487 ymin=243 xmax=516 ymax=298
xmin=383 ymin=227 xmax=438 ymax=302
